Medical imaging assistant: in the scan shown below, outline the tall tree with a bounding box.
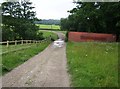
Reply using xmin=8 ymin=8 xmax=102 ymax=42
xmin=1 ymin=1 xmax=40 ymax=41
xmin=21 ymin=0 xmax=36 ymax=20
xmin=61 ymin=2 xmax=120 ymax=41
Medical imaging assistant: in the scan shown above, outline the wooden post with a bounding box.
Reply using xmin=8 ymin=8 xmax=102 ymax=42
xmin=51 ymin=25 xmax=52 ymax=29
xmin=21 ymin=40 xmax=23 ymax=45
xmin=15 ymin=40 xmax=17 ymax=46
xmin=50 ymin=35 xmax=52 ymax=41
xmin=7 ymin=41 xmax=9 ymax=47
xmin=30 ymin=40 xmax=31 ymax=44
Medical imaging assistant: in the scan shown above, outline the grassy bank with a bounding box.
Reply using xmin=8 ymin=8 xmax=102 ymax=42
xmin=1 ymin=41 xmax=50 ymax=75
xmin=38 ymin=30 xmax=58 ymax=40
xmin=67 ymin=42 xmax=118 ymax=87
xmin=58 ymin=31 xmax=67 ymax=35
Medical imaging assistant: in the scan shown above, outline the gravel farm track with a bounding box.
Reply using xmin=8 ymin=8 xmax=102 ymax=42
xmin=2 ymin=31 xmax=70 ymax=87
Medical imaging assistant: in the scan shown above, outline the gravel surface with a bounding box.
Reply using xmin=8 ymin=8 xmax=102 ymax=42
xmin=2 ymin=32 xmax=70 ymax=87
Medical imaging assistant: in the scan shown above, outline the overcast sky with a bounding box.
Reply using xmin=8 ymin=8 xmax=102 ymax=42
xmin=30 ymin=0 xmax=76 ymax=20
xmin=0 ymin=0 xmax=76 ymax=19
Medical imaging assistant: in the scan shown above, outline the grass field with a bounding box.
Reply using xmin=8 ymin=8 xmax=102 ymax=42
xmin=38 ymin=30 xmax=58 ymax=40
xmin=36 ymin=24 xmax=60 ymax=30
xmin=1 ymin=41 xmax=50 ymax=75
xmin=67 ymin=42 xmax=118 ymax=87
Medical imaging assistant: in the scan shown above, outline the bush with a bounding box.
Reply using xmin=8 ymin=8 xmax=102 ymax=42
xmin=2 ymin=26 xmax=17 ymax=41
xmin=35 ymin=31 xmax=44 ymax=40
xmin=65 ymin=31 xmax=69 ymax=42
xmin=51 ymin=37 xmax=55 ymax=41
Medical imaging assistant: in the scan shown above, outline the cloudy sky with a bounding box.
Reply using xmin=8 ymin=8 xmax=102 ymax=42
xmin=30 ymin=0 xmax=76 ymax=19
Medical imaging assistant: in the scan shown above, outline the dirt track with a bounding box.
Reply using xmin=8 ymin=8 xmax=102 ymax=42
xmin=2 ymin=32 xmax=70 ymax=87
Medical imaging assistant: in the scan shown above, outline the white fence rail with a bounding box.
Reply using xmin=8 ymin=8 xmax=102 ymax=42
xmin=1 ymin=46 xmax=32 ymax=55
xmin=0 ymin=39 xmax=48 ymax=47
xmin=0 ymin=39 xmax=50 ymax=55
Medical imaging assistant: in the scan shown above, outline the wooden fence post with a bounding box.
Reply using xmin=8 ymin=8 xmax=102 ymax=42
xmin=21 ymin=40 xmax=23 ymax=45
xmin=51 ymin=25 xmax=52 ymax=29
xmin=7 ymin=41 xmax=9 ymax=47
xmin=15 ymin=40 xmax=17 ymax=46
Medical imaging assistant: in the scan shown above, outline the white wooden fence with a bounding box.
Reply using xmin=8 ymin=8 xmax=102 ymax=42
xmin=0 ymin=39 xmax=48 ymax=47
xmin=0 ymin=39 xmax=50 ymax=55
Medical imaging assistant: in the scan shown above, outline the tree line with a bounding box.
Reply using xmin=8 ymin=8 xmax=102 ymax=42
xmin=35 ymin=19 xmax=60 ymax=25
xmin=61 ymin=2 xmax=120 ymax=41
xmin=1 ymin=0 xmax=43 ymax=41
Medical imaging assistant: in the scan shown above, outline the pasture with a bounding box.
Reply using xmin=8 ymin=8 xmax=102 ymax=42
xmin=36 ymin=24 xmax=60 ymax=30
xmin=67 ymin=42 xmax=119 ymax=87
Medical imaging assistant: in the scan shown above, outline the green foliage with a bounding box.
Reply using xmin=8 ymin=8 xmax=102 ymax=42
xmin=65 ymin=31 xmax=69 ymax=42
xmin=60 ymin=18 xmax=69 ymax=30
xmin=67 ymin=42 xmax=118 ymax=87
xmin=1 ymin=1 xmax=42 ymax=41
xmin=35 ymin=31 xmax=44 ymax=40
xmin=2 ymin=25 xmax=17 ymax=41
xmin=38 ymin=31 xmax=58 ymax=40
xmin=61 ymin=2 xmax=120 ymax=41
xmin=1 ymin=1 xmax=36 ymax=20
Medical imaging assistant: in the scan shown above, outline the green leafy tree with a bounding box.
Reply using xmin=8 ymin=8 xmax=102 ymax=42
xmin=2 ymin=1 xmax=41 ymax=41
xmin=20 ymin=0 xmax=36 ymax=21
xmin=60 ymin=18 xmax=69 ymax=30
xmin=62 ymin=2 xmax=120 ymax=41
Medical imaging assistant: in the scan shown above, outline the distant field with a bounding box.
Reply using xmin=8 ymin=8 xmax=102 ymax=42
xmin=36 ymin=24 xmax=60 ymax=30
xmin=67 ymin=42 xmax=119 ymax=87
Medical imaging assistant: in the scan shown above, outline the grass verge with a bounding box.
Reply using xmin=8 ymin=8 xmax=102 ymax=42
xmin=66 ymin=42 xmax=118 ymax=87
xmin=1 ymin=41 xmax=50 ymax=75
xmin=2 ymin=43 xmax=35 ymax=53
xmin=58 ymin=31 xmax=67 ymax=35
